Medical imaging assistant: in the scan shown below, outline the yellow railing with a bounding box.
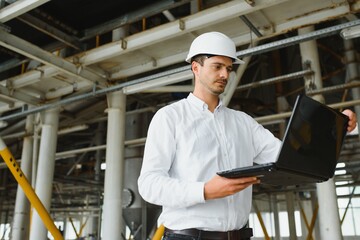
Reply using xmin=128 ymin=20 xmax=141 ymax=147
xmin=0 ymin=137 xmax=63 ymax=240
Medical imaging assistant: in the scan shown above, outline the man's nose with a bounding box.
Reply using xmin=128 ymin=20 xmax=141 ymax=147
xmin=219 ymin=67 xmax=229 ymax=79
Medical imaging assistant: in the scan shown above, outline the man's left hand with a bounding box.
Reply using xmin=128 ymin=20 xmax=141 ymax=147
xmin=342 ymin=109 xmax=357 ymax=132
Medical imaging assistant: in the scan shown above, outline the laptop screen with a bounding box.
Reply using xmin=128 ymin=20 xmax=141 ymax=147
xmin=276 ymin=95 xmax=349 ymax=179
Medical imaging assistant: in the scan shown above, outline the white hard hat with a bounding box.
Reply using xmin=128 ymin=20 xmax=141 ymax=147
xmin=185 ymin=32 xmax=244 ymax=64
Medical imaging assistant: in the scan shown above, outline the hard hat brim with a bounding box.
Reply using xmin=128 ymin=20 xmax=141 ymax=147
xmin=185 ymin=55 xmax=245 ymax=64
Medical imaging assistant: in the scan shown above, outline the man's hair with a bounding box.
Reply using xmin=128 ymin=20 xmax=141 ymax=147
xmin=191 ymin=54 xmax=214 ymax=66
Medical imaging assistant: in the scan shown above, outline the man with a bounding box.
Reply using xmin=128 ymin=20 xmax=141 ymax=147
xmin=138 ymin=32 xmax=357 ymax=240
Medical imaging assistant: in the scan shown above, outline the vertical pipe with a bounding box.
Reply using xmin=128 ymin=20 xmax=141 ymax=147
xmin=11 ymin=114 xmax=34 ymax=240
xmin=62 ymin=216 xmax=68 ymax=238
xmin=285 ymin=192 xmax=297 ymax=240
xmin=221 ymin=50 xmax=254 ymax=107
xmin=271 ymin=194 xmax=280 ymax=240
xmin=32 ymin=114 xmax=41 ymax=186
xmin=298 ymin=26 xmax=343 ymax=240
xmin=95 ymin=122 xmax=104 ymax=182
xmin=190 ymin=0 xmax=200 ymax=14
xmin=102 ymin=90 xmax=126 ymax=239
xmin=29 ymin=107 xmax=60 ymax=240
xmin=87 ymin=122 xmax=104 ymax=238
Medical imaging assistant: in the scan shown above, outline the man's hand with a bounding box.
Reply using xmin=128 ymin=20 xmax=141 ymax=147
xmin=342 ymin=109 xmax=357 ymax=132
xmin=204 ymin=175 xmax=260 ymax=200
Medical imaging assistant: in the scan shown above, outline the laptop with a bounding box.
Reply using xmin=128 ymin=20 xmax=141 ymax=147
xmin=217 ymin=94 xmax=349 ymax=186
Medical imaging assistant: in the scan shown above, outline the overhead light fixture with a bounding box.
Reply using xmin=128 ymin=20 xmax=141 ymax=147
xmin=340 ymin=25 xmax=360 ymax=40
xmin=336 ymin=162 xmax=345 ymax=168
xmin=101 ymin=162 xmax=106 ymax=170
xmin=335 ymin=169 xmax=346 ymax=175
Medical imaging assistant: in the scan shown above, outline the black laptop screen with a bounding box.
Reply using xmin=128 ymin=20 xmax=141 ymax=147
xmin=276 ymin=95 xmax=349 ymax=179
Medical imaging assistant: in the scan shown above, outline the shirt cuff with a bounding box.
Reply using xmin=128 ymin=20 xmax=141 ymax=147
xmin=191 ymin=181 xmax=206 ymax=204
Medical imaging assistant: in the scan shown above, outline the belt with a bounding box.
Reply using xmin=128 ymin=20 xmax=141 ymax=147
xmin=164 ymin=227 xmax=253 ymax=240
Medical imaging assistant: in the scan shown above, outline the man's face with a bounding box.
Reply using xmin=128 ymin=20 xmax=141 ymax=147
xmin=192 ymin=55 xmax=233 ymax=95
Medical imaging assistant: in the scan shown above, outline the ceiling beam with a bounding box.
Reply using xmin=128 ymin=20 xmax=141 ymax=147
xmin=0 ymin=29 xmax=108 ymax=88
xmin=17 ymin=13 xmax=84 ymax=50
xmin=81 ymin=0 xmax=193 ymax=40
xmin=0 ymin=84 xmax=41 ymax=105
xmin=79 ymin=0 xmax=291 ymax=65
xmin=110 ymin=0 xmax=355 ymax=80
xmin=0 ymin=0 xmax=50 ymax=23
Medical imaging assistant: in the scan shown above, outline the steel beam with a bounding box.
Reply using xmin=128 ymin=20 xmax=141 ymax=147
xmin=0 ymin=84 xmax=41 ymax=105
xmin=0 ymin=29 xmax=107 ymax=87
xmin=17 ymin=13 xmax=84 ymax=50
xmin=0 ymin=0 xmax=50 ymax=23
xmin=80 ymin=0 xmax=290 ymax=65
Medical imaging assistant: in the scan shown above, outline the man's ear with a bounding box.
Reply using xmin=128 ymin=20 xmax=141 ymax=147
xmin=191 ymin=61 xmax=199 ymax=74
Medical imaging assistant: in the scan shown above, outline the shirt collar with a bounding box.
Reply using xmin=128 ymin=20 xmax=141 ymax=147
xmin=187 ymin=93 xmax=223 ymax=111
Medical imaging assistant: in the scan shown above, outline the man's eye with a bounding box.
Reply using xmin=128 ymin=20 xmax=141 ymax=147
xmin=213 ymin=65 xmax=222 ymax=70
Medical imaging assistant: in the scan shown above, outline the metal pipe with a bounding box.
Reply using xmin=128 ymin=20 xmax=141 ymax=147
xmin=306 ymin=81 xmax=360 ymax=96
xmin=236 ymin=69 xmax=313 ymax=92
xmin=271 ymin=194 xmax=280 ymax=240
xmin=285 ymin=192 xmax=297 ymax=240
xmin=237 ymin=19 xmax=360 ymax=58
xmin=255 ymin=98 xmax=360 ymax=124
xmin=0 ymin=137 xmax=147 ymax=170
xmin=239 ymin=15 xmax=263 ymax=37
xmin=222 ymin=42 xmax=257 ymax=107
xmin=162 ymin=10 xmax=176 ymax=22
xmin=2 ymin=124 xmax=89 ymax=140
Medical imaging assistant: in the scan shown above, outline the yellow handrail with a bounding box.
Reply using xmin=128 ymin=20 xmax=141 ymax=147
xmin=152 ymin=224 xmax=165 ymax=240
xmin=0 ymin=137 xmax=63 ymax=240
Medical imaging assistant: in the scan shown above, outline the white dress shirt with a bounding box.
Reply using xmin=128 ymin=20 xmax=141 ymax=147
xmin=138 ymin=93 xmax=281 ymax=231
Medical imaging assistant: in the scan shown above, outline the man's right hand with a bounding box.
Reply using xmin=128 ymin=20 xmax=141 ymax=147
xmin=204 ymin=175 xmax=259 ymax=200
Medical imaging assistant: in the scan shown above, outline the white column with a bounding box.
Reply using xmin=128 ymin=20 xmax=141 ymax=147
xmin=299 ymin=26 xmax=342 ymax=240
xmin=298 ymin=26 xmax=324 ymax=103
xmin=102 ymin=90 xmax=126 ymax=239
xmin=11 ymin=114 xmax=34 ymax=240
xmin=29 ymin=107 xmax=60 ymax=240
xmin=316 ymin=179 xmax=342 ymax=239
